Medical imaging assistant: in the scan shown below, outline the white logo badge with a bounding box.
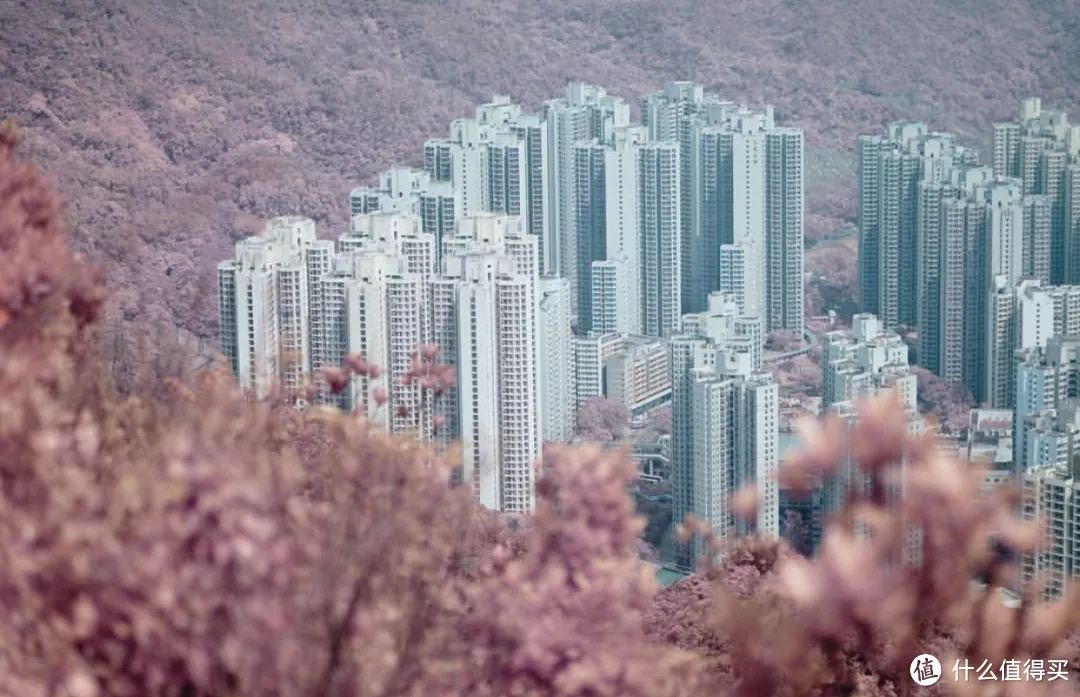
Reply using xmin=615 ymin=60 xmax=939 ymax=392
xmin=910 ymin=654 xmax=942 ymax=686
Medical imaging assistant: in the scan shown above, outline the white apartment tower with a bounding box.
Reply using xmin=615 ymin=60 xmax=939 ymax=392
xmin=446 ymin=122 xmax=529 ymax=222
xmin=992 ymin=99 xmax=1080 ymax=285
xmin=640 ymin=141 xmax=683 ymax=337
xmin=218 ymin=216 xmax=330 ymax=399
xmin=348 ymin=167 xmax=462 ymax=269
xmin=348 ymin=167 xmax=432 ymax=217
xmin=822 ymin=313 xmax=916 ymax=410
xmin=538 ymin=275 xmax=576 ymax=443
xmin=330 ymin=250 xmax=431 ymax=436
xmin=544 ymin=83 xmax=630 ymax=289
xmin=764 ymin=127 xmax=805 ymax=331
xmin=863 ymin=114 xmax=1056 ymax=405
xmin=1023 ymin=424 xmax=1080 ymax=599
xmin=588 ymin=261 xmax=619 ymax=335
xmin=219 ymin=211 xmax=537 ymax=513
xmin=641 ymin=81 xmax=707 ymax=315
xmin=573 ymin=140 xmax=608 ymax=329
xmin=642 ymin=82 xmax=804 ymax=334
xmin=860 ymin=122 xmax=943 ymax=328
xmin=670 ymin=292 xmax=775 ymax=570
xmin=318 ymin=214 xmax=436 ymax=429
xmin=1014 ymin=336 xmax=1080 ymax=477
xmin=694 ymin=118 xmax=767 ymax=320
xmin=599 ymin=126 xmax=646 ymax=335
xmin=417 ymin=181 xmax=460 ymax=267
xmin=435 ymin=214 xmax=542 ymax=513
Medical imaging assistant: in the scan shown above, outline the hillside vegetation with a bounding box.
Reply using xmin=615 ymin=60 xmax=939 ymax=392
xmin=2 ymin=0 xmax=1077 ymax=353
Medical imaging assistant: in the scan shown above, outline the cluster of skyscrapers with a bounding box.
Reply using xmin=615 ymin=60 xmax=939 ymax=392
xmin=857 ymin=98 xmax=1080 ymax=596
xmin=1016 ymin=330 xmax=1080 ymax=598
xmin=859 ymin=98 xmax=1080 ymax=408
xmin=218 ymin=213 xmax=545 ymax=512
xmin=218 ymin=82 xmax=806 ymax=555
xmin=215 ymin=81 xmax=1080 ymax=591
xmin=778 ymin=314 xmax=924 ymax=556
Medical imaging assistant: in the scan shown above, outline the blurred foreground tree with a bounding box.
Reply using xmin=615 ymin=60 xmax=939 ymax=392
xmin=650 ymin=399 xmax=1080 ymax=695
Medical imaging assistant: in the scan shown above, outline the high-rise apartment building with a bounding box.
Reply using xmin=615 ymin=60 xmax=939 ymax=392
xmin=424 ymin=97 xmax=553 ymax=277
xmin=691 ymin=117 xmax=766 ymax=319
xmin=434 ymin=214 xmax=541 ymax=512
xmin=641 ymin=81 xmax=708 ymax=316
xmin=863 ymin=113 xmax=1059 ymax=406
xmin=677 ymin=291 xmax=765 ymax=373
xmin=417 ymin=181 xmax=459 ymax=267
xmin=1022 ymin=431 xmax=1080 ymax=599
xmin=221 ymin=83 xmax=809 ymax=518
xmin=324 ymin=249 xmax=431 ymax=435
xmin=819 ymin=400 xmax=925 ymax=565
xmin=764 ymin=127 xmax=806 ymax=332
xmin=822 ymin=313 xmax=916 ymax=410
xmin=538 ymin=275 xmax=575 ymax=443
xmin=349 ymin=167 xmax=433 ymax=217
xmin=800 ymin=313 xmax=924 ymax=561
xmin=218 ymin=216 xmax=331 ymax=399
xmin=319 ymin=214 xmax=437 ymax=429
xmin=639 ymin=141 xmax=683 ymax=337
xmin=643 ymin=82 xmax=804 ymax=332
xmin=572 ymin=140 xmax=607 ymax=329
xmin=992 ymin=98 xmax=1080 ymax=285
xmin=588 ymin=261 xmax=619 ymax=335
xmin=860 ymin=122 xmax=956 ymax=328
xmin=219 ymin=212 xmax=542 ymax=514
xmin=972 ymin=181 xmax=1049 ymax=406
xmin=596 ymin=126 xmax=647 ymax=335
xmin=544 ymin=83 xmax=630 ymax=289
xmin=348 ymin=167 xmax=462 ymax=269
xmin=423 ymin=140 xmax=453 ymax=183
xmin=1014 ymin=336 xmax=1080 ymax=478
xmin=670 ymin=292 xmax=774 ymax=569
xmin=446 ymin=121 xmax=529 ymax=221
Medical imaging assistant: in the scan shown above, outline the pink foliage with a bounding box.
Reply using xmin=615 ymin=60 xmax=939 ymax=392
xmin=766 ymin=329 xmax=801 ymax=352
xmin=912 ymin=365 xmax=975 ymax=434
xmin=645 ymin=404 xmax=672 ymax=437
xmin=575 ymin=396 xmax=630 ymax=442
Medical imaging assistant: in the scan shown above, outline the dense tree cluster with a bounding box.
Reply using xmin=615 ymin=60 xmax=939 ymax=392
xmin=805 ymin=241 xmax=859 ymax=320
xmin=575 ymin=396 xmax=630 ymax=442
xmin=912 ymin=365 xmax=976 ymax=435
xmin=767 ymin=329 xmax=803 ymax=352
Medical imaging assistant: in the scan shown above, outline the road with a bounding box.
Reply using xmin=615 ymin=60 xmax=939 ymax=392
xmin=763 ymin=326 xmax=821 ymax=364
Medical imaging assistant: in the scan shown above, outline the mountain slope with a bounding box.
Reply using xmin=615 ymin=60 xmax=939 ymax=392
xmin=2 ymin=0 xmax=1077 ymax=350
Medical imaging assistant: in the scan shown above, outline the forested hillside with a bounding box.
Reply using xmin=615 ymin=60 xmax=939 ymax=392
xmin=2 ymin=0 xmax=1077 ymax=356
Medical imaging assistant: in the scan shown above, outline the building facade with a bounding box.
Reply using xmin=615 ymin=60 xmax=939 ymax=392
xmin=670 ymin=292 xmax=775 ymax=570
